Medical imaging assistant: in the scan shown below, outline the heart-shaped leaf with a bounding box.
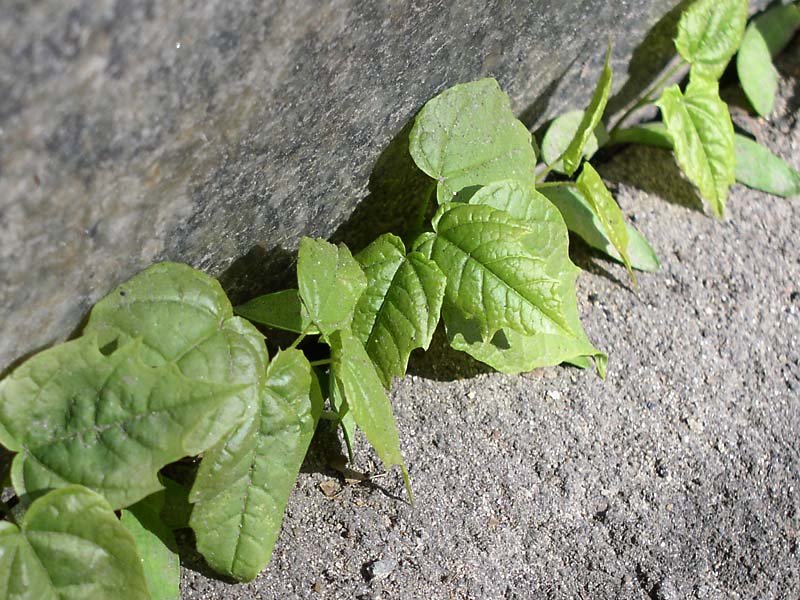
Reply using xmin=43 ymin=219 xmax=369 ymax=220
xmin=409 ymin=78 xmax=537 ymax=203
xmin=675 ymin=0 xmax=748 ymax=80
xmin=189 ymin=349 xmax=322 ymax=582
xmin=0 ymin=485 xmax=149 ymax=600
xmin=352 ymin=234 xmax=446 ymax=388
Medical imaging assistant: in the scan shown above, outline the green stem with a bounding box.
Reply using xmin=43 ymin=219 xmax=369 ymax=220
xmin=536 ymin=163 xmax=556 ymax=184
xmin=318 ymin=410 xmax=341 ymax=422
xmin=406 ymin=181 xmax=437 ymax=245
xmin=309 ymin=358 xmax=333 ymax=367
xmin=289 ymin=332 xmax=307 ymax=349
xmin=537 ymin=180 xmax=577 ymax=189
xmin=609 ymin=59 xmax=686 ymax=135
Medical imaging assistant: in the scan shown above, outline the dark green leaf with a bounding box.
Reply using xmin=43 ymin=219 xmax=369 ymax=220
xmin=562 ymin=43 xmax=613 ymax=176
xmin=297 ymin=238 xmax=367 ymax=337
xmin=236 ymin=289 xmax=319 ymax=334
xmin=158 ymin=475 xmax=193 ymax=530
xmin=734 ymin=134 xmax=800 ymax=197
xmin=353 ymin=234 xmax=446 ymax=388
xmin=541 ymin=110 xmax=609 ymax=174
xmin=0 ymin=485 xmax=149 ymax=600
xmin=190 ymin=349 xmax=322 ymax=582
xmin=409 ymin=78 xmax=537 ymax=203
xmin=675 ymin=0 xmax=748 ymax=80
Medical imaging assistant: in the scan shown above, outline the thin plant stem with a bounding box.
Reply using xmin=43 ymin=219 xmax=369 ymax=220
xmin=309 ymin=358 xmax=333 ymax=367
xmin=609 ymin=59 xmax=686 ymax=135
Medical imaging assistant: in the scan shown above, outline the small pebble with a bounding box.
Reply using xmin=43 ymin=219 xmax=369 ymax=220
xmin=366 ymin=558 xmax=397 ymax=581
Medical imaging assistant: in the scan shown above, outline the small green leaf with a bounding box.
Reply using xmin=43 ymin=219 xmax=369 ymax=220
xmin=297 ymin=238 xmax=367 ymax=337
xmin=190 ymin=349 xmax=322 ymax=582
xmin=734 ymin=134 xmax=800 ymax=197
xmin=0 ymin=485 xmax=150 ymax=600
xmin=0 ymin=337 xmax=245 ymax=509
xmin=656 ymin=77 xmax=736 ymax=217
xmin=409 ymin=78 xmax=537 ymax=203
xmin=737 ymin=4 xmax=800 ymax=117
xmin=352 ymin=234 xmax=446 ymax=388
xmin=329 ymin=330 xmax=410 ymax=498
xmin=562 ymin=43 xmax=613 ymax=176
xmin=541 ymin=110 xmax=609 ymax=174
xmin=236 ymin=289 xmax=319 ymax=334
xmin=541 ymin=185 xmax=660 ymax=272
xmin=576 ymin=164 xmax=636 ymax=284
xmin=121 ymin=495 xmax=180 ymax=600
xmin=675 ymin=0 xmax=748 ymax=80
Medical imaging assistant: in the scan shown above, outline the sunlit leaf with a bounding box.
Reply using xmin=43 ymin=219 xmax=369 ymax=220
xmin=734 ymin=134 xmax=800 ymax=197
xmin=541 ymin=110 xmax=609 ymax=174
xmin=236 ymin=289 xmax=319 ymax=334
xmin=675 ymin=0 xmax=748 ymax=80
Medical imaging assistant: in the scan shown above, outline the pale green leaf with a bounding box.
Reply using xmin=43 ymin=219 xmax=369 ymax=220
xmin=297 ymin=238 xmax=367 ymax=337
xmin=737 ymin=4 xmax=800 ymax=117
xmin=576 ymin=163 xmax=636 ymax=284
xmin=329 ymin=330 xmax=410 ymax=497
xmin=120 ymin=495 xmax=180 ymax=600
xmin=562 ymin=43 xmax=613 ymax=176
xmin=734 ymin=134 xmax=800 ymax=197
xmin=189 ymin=349 xmax=322 ymax=582
xmin=409 ymin=78 xmax=537 ymax=203
xmin=0 ymin=337 xmax=245 ymax=509
xmin=656 ymin=78 xmax=736 ymax=217
xmin=352 ymin=234 xmax=446 ymax=388
xmin=0 ymin=485 xmax=149 ymax=600
xmin=85 ymin=261 xmax=266 ymax=432
xmin=541 ymin=110 xmax=609 ymax=174
xmin=675 ymin=0 xmax=748 ymax=80
xmin=236 ymin=289 xmax=319 ymax=334
xmin=541 ymin=185 xmax=660 ymax=272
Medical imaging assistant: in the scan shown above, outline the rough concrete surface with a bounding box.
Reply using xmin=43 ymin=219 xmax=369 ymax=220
xmin=179 ymin=38 xmax=800 ymax=600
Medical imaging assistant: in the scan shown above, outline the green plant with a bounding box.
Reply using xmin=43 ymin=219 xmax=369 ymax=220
xmin=0 ymin=0 xmax=797 ymax=597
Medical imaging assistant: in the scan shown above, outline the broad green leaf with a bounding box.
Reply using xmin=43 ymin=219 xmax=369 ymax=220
xmin=734 ymin=134 xmax=800 ymax=197
xmin=85 ymin=261 xmax=266 ymax=430
xmin=236 ymin=289 xmax=319 ymax=334
xmin=352 ymin=234 xmax=446 ymax=388
xmin=541 ymin=185 xmax=659 ymax=272
xmin=409 ymin=78 xmax=537 ymax=204
xmin=120 ymin=494 xmax=180 ymax=600
xmin=656 ymin=78 xmax=735 ymax=217
xmin=437 ymin=180 xmax=605 ymax=375
xmin=190 ymin=349 xmax=322 ymax=582
xmin=576 ymin=164 xmax=636 ymax=284
xmin=0 ymin=485 xmax=149 ymax=600
xmin=296 ymin=238 xmax=367 ymax=337
xmin=413 ymin=202 xmax=577 ymax=342
xmin=675 ymin=0 xmax=748 ymax=80
xmin=562 ymin=43 xmax=613 ymax=176
xmin=329 ymin=330 xmax=410 ymax=498
xmin=608 ymin=122 xmax=673 ymax=149
xmin=541 ymin=110 xmax=609 ymax=174
xmin=0 ymin=337 xmax=245 ymax=509
xmin=737 ymin=4 xmax=800 ymax=117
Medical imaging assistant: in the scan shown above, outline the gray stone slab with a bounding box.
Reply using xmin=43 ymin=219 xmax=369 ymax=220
xmin=0 ymin=0 xmax=686 ymax=370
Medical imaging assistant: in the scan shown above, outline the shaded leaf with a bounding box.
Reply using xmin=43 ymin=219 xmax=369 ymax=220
xmin=330 ymin=373 xmax=356 ymax=462
xmin=0 ymin=337 xmax=245 ymax=509
xmin=576 ymin=164 xmax=636 ymax=284
xmin=608 ymin=122 xmax=673 ymax=149
xmin=297 ymin=238 xmax=367 ymax=337
xmin=409 ymin=78 xmax=537 ymax=204
xmin=675 ymin=0 xmax=748 ymax=80
xmin=236 ymin=289 xmax=319 ymax=335
xmin=541 ymin=110 xmax=609 ymax=174
xmin=656 ymin=77 xmax=735 ymax=217
xmin=541 ymin=185 xmax=660 ymax=272
xmin=734 ymin=134 xmax=800 ymax=197
xmin=562 ymin=43 xmax=613 ymax=176
xmin=158 ymin=475 xmax=193 ymax=530
xmin=190 ymin=349 xmax=322 ymax=582
xmin=0 ymin=485 xmax=149 ymax=600
xmin=352 ymin=234 xmax=446 ymax=388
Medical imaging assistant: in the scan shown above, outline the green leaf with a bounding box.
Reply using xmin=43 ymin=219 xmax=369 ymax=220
xmin=330 ymin=373 xmax=356 ymax=461
xmin=675 ymin=0 xmax=748 ymax=80
xmin=608 ymin=122 xmax=673 ymax=149
xmin=409 ymin=78 xmax=537 ymax=204
xmin=0 ymin=485 xmax=149 ymax=600
xmin=296 ymin=238 xmax=367 ymax=337
xmin=158 ymin=475 xmax=192 ymax=530
xmin=737 ymin=4 xmax=800 ymax=117
xmin=352 ymin=234 xmax=446 ymax=388
xmin=329 ymin=330 xmax=410 ymax=498
xmin=562 ymin=43 xmax=613 ymax=176
xmin=236 ymin=289 xmax=319 ymax=335
xmin=541 ymin=185 xmax=660 ymax=272
xmin=189 ymin=349 xmax=322 ymax=582
xmin=433 ymin=180 xmax=605 ymax=375
xmin=85 ymin=261 xmax=267 ymax=430
xmin=656 ymin=77 xmax=736 ymax=217
xmin=541 ymin=110 xmax=609 ymax=174
xmin=120 ymin=494 xmax=180 ymax=600
xmin=734 ymin=134 xmax=800 ymax=197
xmin=575 ymin=164 xmax=636 ymax=284
xmin=0 ymin=337 xmax=245 ymax=509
